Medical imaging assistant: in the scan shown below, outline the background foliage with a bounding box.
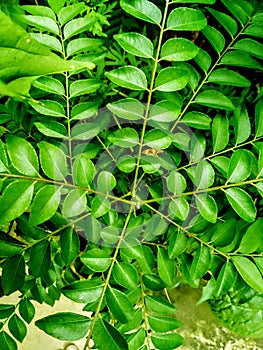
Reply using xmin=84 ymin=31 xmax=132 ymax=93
xmin=0 ymin=0 xmax=263 ymax=349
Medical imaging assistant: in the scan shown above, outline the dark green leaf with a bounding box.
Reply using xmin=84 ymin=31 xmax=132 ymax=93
xmin=224 ymin=187 xmax=256 ymax=222
xmin=151 ymin=332 xmax=184 ymax=349
xmin=93 ymin=318 xmax=128 ymax=350
xmin=168 ymin=229 xmax=187 ymax=259
xmin=61 ymin=279 xmax=103 ymax=303
xmin=2 ymin=255 xmax=25 ymax=295
xmin=215 ymin=261 xmax=236 ymax=297
xmin=142 ymin=274 xmax=165 ymax=291
xmin=238 ymin=219 xmax=263 ymax=254
xmin=35 ymin=312 xmax=90 ymax=341
xmin=167 ymin=7 xmax=207 ymax=31
xmin=34 ymin=121 xmax=67 ymax=139
xmin=0 ymin=305 xmax=15 ymax=319
xmin=154 ymin=67 xmax=189 ymax=92
xmin=158 ymin=248 xmax=176 ymax=287
xmin=161 ymin=38 xmax=199 ymax=61
xmin=61 ymin=227 xmax=80 ymax=265
xmin=8 ymin=314 xmax=27 ymax=342
xmin=19 ymin=299 xmax=35 ymax=324
xmin=0 ymin=237 xmax=24 ymax=258
xmin=212 ymin=114 xmax=229 ymax=152
xmin=145 ymin=295 xmax=177 ymax=315
xmin=255 ymin=99 xmax=263 ymax=137
xmin=202 ymin=25 xmax=225 ymax=53
xmin=106 ymin=287 xmax=135 ymax=324
xmin=208 ymin=68 xmax=250 ymax=87
xmin=106 ymin=66 xmax=148 ymax=91
xmin=221 ymin=0 xmax=251 ymax=24
xmin=194 ymin=90 xmax=234 ymax=110
xmin=114 ymin=32 xmax=153 ymax=58
xmin=220 ymin=51 xmax=263 ymax=70
xmin=148 ymin=314 xmax=182 ymax=333
xmin=227 ymin=149 xmax=251 ymax=183
xmin=112 ymin=262 xmax=139 ymax=290
xmin=81 ymin=248 xmax=111 ymax=272
xmin=0 ymin=331 xmax=17 ymax=350
xmin=233 ymin=38 xmax=263 ymax=59
xmin=28 ymin=240 xmax=51 ymax=278
xmin=190 ymin=245 xmax=211 ymax=280
xmin=207 ymin=8 xmax=237 ymax=37
xmin=233 ymin=106 xmax=251 ymax=144
xmin=120 ymin=0 xmax=162 ymax=25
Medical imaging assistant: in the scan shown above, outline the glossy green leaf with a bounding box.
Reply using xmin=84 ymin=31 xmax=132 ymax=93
xmin=62 ymin=279 xmax=103 ymax=304
xmin=0 ymin=305 xmax=15 ymax=319
xmin=148 ymin=314 xmax=182 ymax=333
xmin=62 ymin=189 xmax=87 ymax=218
xmin=19 ymin=299 xmax=35 ymax=324
xmin=117 ymin=155 xmax=136 ymax=173
xmin=154 ymin=67 xmax=189 ymax=92
xmin=30 ymin=100 xmax=65 ymax=117
xmin=142 ymin=274 xmax=165 ymax=291
xmin=91 ymin=196 xmax=110 ymax=218
xmin=63 ymin=16 xmax=97 ymax=40
xmin=210 ymin=156 xmax=229 ymax=177
xmin=208 ymin=68 xmax=250 ymax=87
xmin=145 ymin=295 xmax=177 ymax=315
xmin=169 ymin=198 xmax=189 ymax=221
xmin=38 ymin=141 xmax=68 ymax=181
xmin=207 ymin=8 xmax=237 ymax=37
xmin=8 ymin=314 xmax=27 ymax=342
xmin=73 ymin=154 xmax=95 ymax=187
xmin=71 ymin=101 xmax=98 ymax=121
xmin=58 ymin=3 xmax=86 ymax=26
xmin=194 ymin=48 xmax=212 ymax=72
xmin=158 ymin=248 xmax=176 ymax=287
xmin=171 ymin=0 xmax=215 ymax=2
xmin=149 ymin=100 xmax=181 ymax=122
xmin=33 ymin=76 xmax=65 ymax=95
xmin=35 ymin=312 xmax=90 ymax=341
xmin=255 ymin=99 xmax=263 ymax=137
xmin=227 ymin=149 xmax=251 ymax=183
xmin=194 ymin=159 xmax=215 ymax=189
xmin=221 ymin=0 xmax=251 ymax=24
xmin=69 ymin=79 xmax=101 ymax=98
xmin=210 ymin=218 xmax=237 ymax=247
xmin=34 ymin=121 xmax=67 ymax=139
xmin=61 ymin=227 xmax=80 ymax=265
xmin=29 ymin=185 xmax=61 ymax=226
xmin=233 ymin=38 xmax=263 ymax=59
xmin=107 ymin=98 xmax=144 ymax=121
xmin=151 ymin=332 xmax=184 ymax=349
xmin=108 ymin=128 xmax=139 ymax=147
xmin=244 ymin=24 xmax=263 ymax=38
xmin=194 ymin=90 xmax=234 ymax=110
xmin=212 ymin=114 xmax=229 ymax=152
xmin=196 ymin=194 xmax=218 ymax=223
xmin=114 ymin=32 xmax=153 ymax=58
xmin=167 ymin=7 xmax=207 ymax=31
xmin=220 ymin=51 xmax=263 ymax=70
xmin=0 ymin=180 xmax=34 ymax=224
xmin=0 ymin=237 xmax=24 ymax=258
xmin=238 ymin=219 xmax=263 ymax=254
xmin=120 ymin=0 xmax=162 ymax=25
xmin=106 ymin=287 xmax=135 ymax=324
xmin=161 ymin=38 xmax=199 ymax=61
xmin=6 ymin=135 xmax=39 ymax=176
xmin=168 ymin=229 xmax=187 ymax=259
xmin=202 ymin=25 xmax=225 ymax=53
xmin=67 ymin=38 xmax=104 ymax=57
xmin=127 ymin=328 xmax=145 ymax=350
xmin=190 ymin=245 xmax=211 ymax=280
xmin=22 ymin=5 xmax=56 ymax=20
xmin=232 ymin=256 xmax=263 ymax=293
xmin=47 ymin=0 xmax=65 ymax=14
xmin=93 ymin=318 xmax=128 ymax=350
xmin=182 ymin=111 xmax=211 ymax=130
xmin=167 ymin=170 xmax=186 ymax=194
xmin=233 ymin=106 xmax=251 ymax=144
xmin=81 ymin=248 xmax=111 ymax=272
xmin=106 ymin=66 xmax=148 ymax=91
xmin=190 ymin=132 xmax=206 ymax=162
xmin=112 ymin=262 xmax=139 ymax=290
xmin=71 ymin=122 xmax=103 ymax=141
xmin=224 ymin=187 xmax=256 ymax=222
xmin=2 ymin=255 xmax=25 ymax=295
xmin=97 ymin=171 xmax=116 ymax=192
xmin=215 ymin=261 xmax=236 ymax=297
xmin=28 ymin=240 xmax=51 ymax=278
xmin=144 ymin=129 xmax=172 ymax=149
xmin=0 ymin=331 xmax=17 ymax=350
xmin=24 ymin=15 xmax=59 ymax=35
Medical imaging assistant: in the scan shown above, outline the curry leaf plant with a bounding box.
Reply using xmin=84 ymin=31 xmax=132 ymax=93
xmin=0 ymin=0 xmax=263 ymax=349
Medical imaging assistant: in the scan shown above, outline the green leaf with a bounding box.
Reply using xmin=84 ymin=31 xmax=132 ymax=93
xmin=194 ymin=159 xmax=215 ymax=189
xmin=91 ymin=196 xmax=110 ymax=218
xmin=112 ymin=262 xmax=139 ymax=290
xmin=227 ymin=149 xmax=251 ymax=183
xmin=145 ymin=295 xmax=177 ymax=315
xmin=97 ymin=171 xmax=116 ymax=192
xmin=38 ymin=141 xmax=68 ymax=181
xmin=161 ymin=38 xmax=199 ymax=61
xmin=108 ymin=128 xmax=139 ymax=147
xmin=73 ymin=153 xmax=95 ymax=187
xmin=166 ymin=7 xmax=207 ymax=31
xmin=149 ymin=100 xmax=181 ymax=122
xmin=107 ymin=98 xmax=144 ymax=121
xmin=238 ymin=219 xmax=263 ymax=254
xmin=28 ymin=240 xmax=51 ymax=278
xmin=195 ymin=194 xmax=218 ymax=223
xmin=71 ymin=101 xmax=98 ymax=121
xmin=61 ymin=279 xmax=103 ymax=303
xmin=6 ymin=135 xmax=39 ymax=176
xmin=233 ymin=38 xmax=263 ymax=60
xmin=47 ymin=0 xmax=65 ymax=14
xmin=158 ymin=248 xmax=176 ymax=287
xmin=168 ymin=198 xmax=189 ymax=221
xmin=182 ymin=111 xmax=211 ymax=130
xmin=19 ymin=299 xmax=35 ymax=324
xmin=244 ymin=23 xmax=263 ymax=38
xmin=255 ymin=99 xmax=263 ymax=137
xmin=61 ymin=227 xmax=80 ymax=265
xmin=194 ymin=90 xmax=234 ymax=110
xmin=202 ymin=25 xmax=225 ymax=53
xmin=208 ymin=68 xmax=250 ymax=87
xmin=106 ymin=66 xmax=148 ymax=91
xmin=233 ymin=106 xmax=251 ymax=144
xmin=0 ymin=331 xmax=17 ymax=350
xmin=62 ymin=189 xmax=87 ymax=218
xmin=69 ymin=79 xmax=102 ymax=98
xmin=120 ymin=0 xmax=162 ymax=26
xmin=81 ymin=248 xmax=111 ymax=272
xmin=195 ymin=48 xmax=212 ymax=72
xmin=35 ymin=312 xmax=90 ymax=341
xmin=190 ymin=132 xmax=206 ymax=162
xmin=71 ymin=122 xmax=103 ymax=141
xmin=58 ymin=3 xmax=86 ymax=26
xmin=224 ymin=187 xmax=256 ymax=222
xmin=190 ymin=245 xmax=211 ymax=280
xmin=0 ymin=237 xmax=23 ymax=258
xmin=0 ymin=180 xmax=34 ymax=224
xmin=148 ymin=315 xmax=182 ymax=333
xmin=144 ymin=129 xmax=172 ymax=149
xmin=34 ymin=121 xmax=67 ymax=139
xmin=215 ymin=261 xmax=236 ymax=297
xmin=30 ymin=33 xmax=62 ymax=53
xmin=207 ymin=8 xmax=237 ymax=37
xmin=127 ymin=328 xmax=145 ymax=350
xmin=30 ymin=100 xmax=65 ymax=117
xmin=171 ymin=0 xmax=215 ymax=3
xmin=151 ymin=333 xmax=184 ymax=350
xmin=212 ymin=114 xmax=229 ymax=152
xmin=221 ymin=0 xmax=251 ymax=24
xmin=142 ymin=274 xmax=165 ymax=291
xmin=24 ymin=15 xmax=59 ymax=35
xmin=2 ymin=255 xmax=25 ymax=295
xmin=232 ymin=256 xmax=263 ymax=293
xmin=0 ymin=305 xmax=15 ymax=319
xmin=106 ymin=287 xmax=135 ymax=324
xmin=93 ymin=318 xmax=128 ymax=350
xmin=8 ymin=315 xmax=27 ymax=342
xmin=66 ymin=38 xmax=104 ymax=57
xmin=168 ymin=229 xmax=187 ymax=259
xmin=114 ymin=33 xmax=153 ymax=58
xmin=117 ymin=155 xmax=136 ymax=173
xmin=29 ymin=185 xmax=61 ymax=226
xmin=22 ymin=5 xmax=56 ymax=20
xmin=167 ymin=170 xmax=186 ymax=194
xmin=220 ymin=51 xmax=263 ymax=70
xmin=63 ymin=16 xmax=97 ymax=40
xmin=154 ymin=67 xmax=189 ymax=92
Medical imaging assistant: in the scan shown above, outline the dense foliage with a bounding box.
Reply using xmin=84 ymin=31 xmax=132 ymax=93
xmin=0 ymin=0 xmax=263 ymax=349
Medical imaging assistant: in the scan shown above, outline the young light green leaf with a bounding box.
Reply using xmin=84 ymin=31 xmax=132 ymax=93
xmin=151 ymin=333 xmax=185 ymax=350
xmin=62 ymin=189 xmax=87 ymax=218
xmin=207 ymin=8 xmax=237 ymax=37
xmin=112 ymin=262 xmax=139 ymax=290
xmin=29 ymin=185 xmax=61 ymax=226
xmin=33 ymin=76 xmax=65 ymax=95
xmin=182 ymin=111 xmax=211 ymax=130
xmin=24 ymin=15 xmax=59 ymax=35
xmin=81 ymin=248 xmax=111 ymax=272
xmin=58 ymin=3 xmax=86 ymax=26
xmin=224 ymin=187 xmax=256 ymax=222
xmin=120 ymin=0 xmax=162 ymax=25
xmin=35 ymin=312 xmax=90 ymax=341
xmin=38 ymin=141 xmax=68 ymax=181
xmin=28 ymin=240 xmax=50 ymax=278
xmin=238 ymin=219 xmax=263 ymax=254
xmin=108 ymin=128 xmax=139 ymax=147
xmin=61 ymin=227 xmax=80 ymax=266
xmin=161 ymin=38 xmax=199 ymax=61
xmin=2 ymin=255 xmax=25 ymax=295
xmin=0 ymin=180 xmax=34 ymax=225
xmin=6 ymin=135 xmax=39 ymax=176
xmin=212 ymin=114 xmax=229 ymax=152
xmin=208 ymin=68 xmax=250 ymax=87
xmin=61 ymin=279 xmax=103 ymax=303
xmin=154 ymin=67 xmax=189 ymax=92
xmin=106 ymin=287 xmax=135 ymax=324
xmin=34 ymin=121 xmax=67 ymax=139
xmin=232 ymin=256 xmax=263 ymax=293
xmin=107 ymin=98 xmax=144 ymax=121
xmin=202 ymin=25 xmax=225 ymax=53
xmin=19 ymin=299 xmax=35 ymax=324
xmin=114 ymin=32 xmax=154 ymax=58
xmin=195 ymin=194 xmax=218 ymax=223
xmin=8 ymin=315 xmax=27 ymax=342
xmin=227 ymin=149 xmax=251 ymax=183
xmin=47 ymin=0 xmax=65 ymax=14
xmin=93 ymin=318 xmax=128 ymax=350
xmin=69 ymin=79 xmax=102 ymax=98
xmin=158 ymin=248 xmax=176 ymax=287
xmin=73 ymin=153 xmax=95 ymax=187
xmin=29 ymin=33 xmax=62 ymax=53
xmin=167 ymin=7 xmax=207 ymax=31
xmin=106 ymin=66 xmax=148 ymax=91
xmin=194 ymin=90 xmax=234 ymax=110
xmin=0 ymin=331 xmax=17 ymax=350
xmin=63 ymin=16 xmax=97 ymax=40
xmin=233 ymin=106 xmax=251 ymax=144
xmin=30 ymin=100 xmax=65 ymax=117
xmin=66 ymin=38 xmax=104 ymax=57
